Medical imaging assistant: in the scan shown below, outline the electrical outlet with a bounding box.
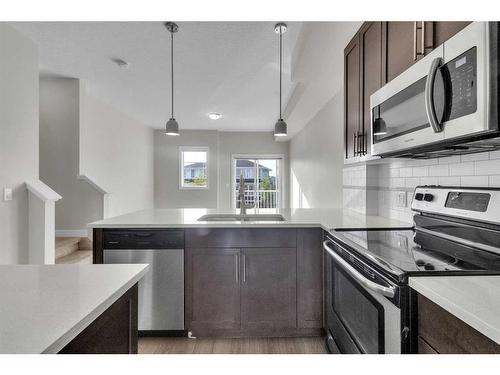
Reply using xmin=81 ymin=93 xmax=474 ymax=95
xmin=397 ymin=191 xmax=407 ymax=208
xmin=3 ymin=187 xmax=13 ymax=201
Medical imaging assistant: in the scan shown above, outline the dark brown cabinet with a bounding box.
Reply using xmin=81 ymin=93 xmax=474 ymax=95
xmin=184 ymin=228 xmax=323 ymax=337
xmin=241 ymin=248 xmax=297 ymax=332
xmin=417 ymin=294 xmax=500 ymax=354
xmin=186 ymin=248 xmax=241 ymax=333
xmin=344 ymin=21 xmax=471 ymax=161
xmin=344 ymin=35 xmax=361 ymax=159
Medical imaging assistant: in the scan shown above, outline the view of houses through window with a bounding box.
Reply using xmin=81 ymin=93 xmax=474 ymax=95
xmin=180 ymin=147 xmax=208 ymax=188
xmin=234 ymin=157 xmax=281 ymax=210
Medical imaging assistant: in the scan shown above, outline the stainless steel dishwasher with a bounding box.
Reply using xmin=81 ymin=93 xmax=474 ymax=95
xmin=103 ymin=229 xmax=184 ymax=335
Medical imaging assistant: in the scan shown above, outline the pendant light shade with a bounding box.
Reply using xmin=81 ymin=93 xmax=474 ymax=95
xmin=274 ymin=119 xmax=287 ymax=137
xmin=165 ymin=118 xmax=179 ymax=136
xmin=165 ymin=22 xmax=180 ymax=136
xmin=274 ymin=22 xmax=288 ymax=137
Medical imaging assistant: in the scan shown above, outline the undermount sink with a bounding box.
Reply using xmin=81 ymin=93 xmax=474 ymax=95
xmin=197 ymin=214 xmax=286 ymax=222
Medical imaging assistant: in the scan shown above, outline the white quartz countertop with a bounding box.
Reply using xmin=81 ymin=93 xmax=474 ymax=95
xmin=88 ymin=208 xmax=410 ymax=230
xmin=0 ymin=264 xmax=149 ymax=354
xmin=409 ymin=276 xmax=500 ymax=345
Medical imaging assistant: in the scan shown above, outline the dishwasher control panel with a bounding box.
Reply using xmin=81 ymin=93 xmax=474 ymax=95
xmin=103 ymin=229 xmax=185 ymax=249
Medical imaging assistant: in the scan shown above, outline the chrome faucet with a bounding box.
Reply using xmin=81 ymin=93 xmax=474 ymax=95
xmin=238 ymin=174 xmax=254 ymax=215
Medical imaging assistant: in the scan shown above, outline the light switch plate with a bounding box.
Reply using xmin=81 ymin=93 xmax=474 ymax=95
xmin=397 ymin=191 xmax=407 ymax=207
xmin=4 ymin=187 xmax=13 ymax=201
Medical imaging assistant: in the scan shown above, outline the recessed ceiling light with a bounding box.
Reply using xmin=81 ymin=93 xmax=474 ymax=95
xmin=112 ymin=58 xmax=129 ymax=68
xmin=208 ymin=112 xmax=222 ymax=120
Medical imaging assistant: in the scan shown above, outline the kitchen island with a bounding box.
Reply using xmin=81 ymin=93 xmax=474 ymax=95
xmin=88 ymin=208 xmax=409 ymax=339
xmin=0 ymin=264 xmax=149 ymax=354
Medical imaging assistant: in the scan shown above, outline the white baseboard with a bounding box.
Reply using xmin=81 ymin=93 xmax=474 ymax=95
xmin=55 ymin=229 xmax=90 ymax=238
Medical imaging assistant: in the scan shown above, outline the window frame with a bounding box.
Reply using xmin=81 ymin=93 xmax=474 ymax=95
xmin=179 ymin=146 xmax=209 ymax=190
xmin=231 ymin=154 xmax=284 ymax=210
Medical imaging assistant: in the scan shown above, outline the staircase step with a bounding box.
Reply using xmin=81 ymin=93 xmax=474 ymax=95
xmin=55 ymin=250 xmax=92 ymax=264
xmin=55 ymin=237 xmax=80 ymax=259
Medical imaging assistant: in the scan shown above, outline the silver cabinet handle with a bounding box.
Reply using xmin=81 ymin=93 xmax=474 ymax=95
xmin=425 ymin=57 xmax=444 ymax=133
xmin=242 ymin=254 xmax=246 ymax=282
xmin=413 ymin=21 xmax=418 ymax=61
xmin=323 ymin=240 xmax=396 ymax=298
xmin=421 ymin=21 xmax=426 ymax=57
xmin=353 ymin=132 xmax=357 ymax=157
xmin=234 ymin=254 xmax=239 ymax=282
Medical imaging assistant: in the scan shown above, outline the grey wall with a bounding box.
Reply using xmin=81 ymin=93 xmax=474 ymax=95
xmin=80 ymin=93 xmax=154 ymax=218
xmin=154 ymin=130 xmax=219 ymax=208
xmin=39 ymin=77 xmax=103 ymax=230
xmin=287 ymin=22 xmax=360 ymax=208
xmin=154 ymin=130 xmax=289 ymax=209
xmin=0 ymin=24 xmax=39 ymax=263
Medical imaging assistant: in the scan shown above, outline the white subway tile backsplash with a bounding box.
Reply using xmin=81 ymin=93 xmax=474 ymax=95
xmin=389 ymin=168 xmax=400 ymax=178
xmin=412 ymin=166 xmax=428 ymax=177
xmin=428 ymin=164 xmax=449 ymax=177
xmin=438 ymin=176 xmax=461 ymax=186
xmin=438 ymin=155 xmax=461 ymax=165
xmin=461 ymin=175 xmax=489 ymax=187
xmin=390 ymin=178 xmax=405 ymax=188
xmin=460 ymin=152 xmax=489 ymax=162
xmin=449 ymin=162 xmax=474 ymax=176
xmin=489 ymin=175 xmax=500 ymax=187
xmin=475 ymin=159 xmax=500 ymax=176
xmin=400 ymin=167 xmax=412 ymax=177
xmin=489 ymin=150 xmax=500 ymax=160
xmin=420 ymin=177 xmax=439 ymax=186
xmin=405 ymin=177 xmax=420 ymax=188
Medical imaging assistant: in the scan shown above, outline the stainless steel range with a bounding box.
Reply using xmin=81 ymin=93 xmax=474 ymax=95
xmin=324 ymin=186 xmax=500 ymax=354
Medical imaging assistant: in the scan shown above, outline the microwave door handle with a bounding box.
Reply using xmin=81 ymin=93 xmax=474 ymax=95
xmin=323 ymin=240 xmax=396 ymax=298
xmin=425 ymin=57 xmax=444 ymax=133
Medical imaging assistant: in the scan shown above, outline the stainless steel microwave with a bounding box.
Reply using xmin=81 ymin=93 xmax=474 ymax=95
xmin=371 ymin=22 xmax=500 ymax=158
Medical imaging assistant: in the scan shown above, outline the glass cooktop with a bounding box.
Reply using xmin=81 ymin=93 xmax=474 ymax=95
xmin=333 ymin=229 xmax=500 ymax=280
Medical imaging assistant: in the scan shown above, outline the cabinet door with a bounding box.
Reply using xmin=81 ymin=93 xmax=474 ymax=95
xmin=186 ymin=248 xmax=241 ymax=333
xmin=297 ymin=228 xmax=323 ymax=329
xmin=384 ymin=22 xmax=417 ymax=82
xmin=360 ymin=22 xmax=383 ymax=156
xmin=432 ymin=22 xmax=471 ymax=46
xmin=344 ymin=35 xmax=361 ymax=159
xmin=241 ymin=248 xmax=297 ymax=331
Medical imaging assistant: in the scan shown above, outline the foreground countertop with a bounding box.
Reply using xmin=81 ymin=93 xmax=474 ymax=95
xmin=0 ymin=264 xmax=149 ymax=354
xmin=88 ymin=208 xmax=410 ymax=230
xmin=409 ymin=276 xmax=500 ymax=345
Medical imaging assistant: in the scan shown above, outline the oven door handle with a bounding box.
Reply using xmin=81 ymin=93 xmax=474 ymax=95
xmin=424 ymin=57 xmax=444 ymax=133
xmin=323 ymin=240 xmax=396 ymax=298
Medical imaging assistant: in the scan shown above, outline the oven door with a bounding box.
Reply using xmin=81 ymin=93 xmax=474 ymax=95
xmin=371 ymin=22 xmax=488 ymax=157
xmin=324 ymin=239 xmax=401 ymax=354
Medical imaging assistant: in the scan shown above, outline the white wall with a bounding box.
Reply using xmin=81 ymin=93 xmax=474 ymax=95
xmin=39 ymin=78 xmax=103 ymax=230
xmin=79 ymin=92 xmax=154 ymax=218
xmin=290 ymin=94 xmax=344 ymax=208
xmin=154 ymin=130 xmax=289 ymax=209
xmin=288 ymin=22 xmax=360 ymax=208
xmin=0 ymin=24 xmax=39 ymax=263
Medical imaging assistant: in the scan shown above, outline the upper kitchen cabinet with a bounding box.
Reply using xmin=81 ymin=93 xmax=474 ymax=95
xmin=344 ymin=22 xmax=383 ymax=160
xmin=344 ymin=34 xmax=361 ymax=159
xmin=383 ymin=21 xmax=471 ymax=83
xmin=343 ymin=21 xmax=471 ymax=162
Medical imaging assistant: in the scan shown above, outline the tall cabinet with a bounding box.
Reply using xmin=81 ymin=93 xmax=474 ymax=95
xmin=344 ymin=21 xmax=471 ymax=160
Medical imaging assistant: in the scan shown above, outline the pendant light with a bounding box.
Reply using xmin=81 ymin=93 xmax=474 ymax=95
xmin=274 ymin=22 xmax=288 ymax=137
xmin=165 ymin=22 xmax=180 ymax=136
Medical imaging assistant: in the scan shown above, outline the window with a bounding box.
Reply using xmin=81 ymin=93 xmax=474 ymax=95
xmin=232 ymin=155 xmax=283 ymax=212
xmin=180 ymin=147 xmax=208 ymax=189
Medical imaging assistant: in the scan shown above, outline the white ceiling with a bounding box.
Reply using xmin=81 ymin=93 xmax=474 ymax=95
xmin=11 ymin=22 xmax=301 ymax=132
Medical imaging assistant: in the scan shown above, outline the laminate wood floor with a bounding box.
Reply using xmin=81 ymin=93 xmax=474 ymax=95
xmin=138 ymin=336 xmax=328 ymax=354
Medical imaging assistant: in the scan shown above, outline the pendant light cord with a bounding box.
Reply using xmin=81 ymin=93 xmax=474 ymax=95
xmin=171 ymin=30 xmax=174 ymax=119
xmin=279 ymin=29 xmax=282 ymax=119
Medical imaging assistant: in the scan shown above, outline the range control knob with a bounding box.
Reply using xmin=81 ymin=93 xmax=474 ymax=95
xmin=423 ymin=193 xmax=434 ymax=202
xmin=414 ymin=193 xmax=424 ymax=201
